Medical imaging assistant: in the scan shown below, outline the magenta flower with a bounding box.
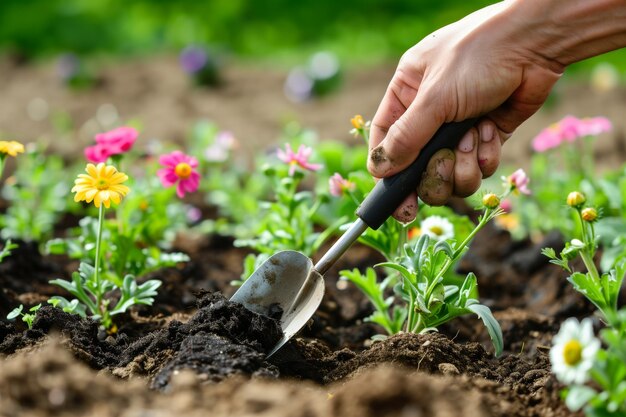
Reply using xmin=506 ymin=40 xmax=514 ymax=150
xmin=84 ymin=145 xmax=112 ymax=164
xmin=532 ymin=115 xmax=612 ymax=153
xmin=329 ymin=173 xmax=356 ymax=197
xmin=277 ymin=144 xmax=322 ymax=176
xmin=506 ymin=169 xmax=531 ymax=195
xmin=157 ymin=151 xmax=200 ymax=198
xmin=85 ymin=126 xmax=138 ymax=163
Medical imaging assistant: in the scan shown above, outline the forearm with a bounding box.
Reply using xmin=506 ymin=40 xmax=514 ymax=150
xmin=508 ymin=0 xmax=626 ymax=66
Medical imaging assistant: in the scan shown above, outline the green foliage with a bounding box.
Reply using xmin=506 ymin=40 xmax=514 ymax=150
xmin=0 ymin=146 xmax=72 ymax=242
xmin=188 ymin=120 xmax=271 ymax=238
xmin=0 ymin=239 xmax=18 ymax=263
xmin=0 ymin=1 xmax=489 ymax=61
xmin=339 ymin=268 xmax=406 ymax=335
xmin=46 ymin=215 xmax=188 ymax=281
xmin=544 ymin=194 xmax=626 ymax=415
xmin=7 ymin=303 xmax=42 ymax=329
xmin=341 ymin=233 xmax=503 ymax=356
xmin=234 ymin=166 xmax=345 ymax=285
xmin=49 ymin=262 xmax=160 ymax=329
xmin=543 ymin=196 xmax=624 ymax=326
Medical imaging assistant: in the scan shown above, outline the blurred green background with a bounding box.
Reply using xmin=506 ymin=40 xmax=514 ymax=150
xmin=1 ymin=0 xmax=624 ymax=71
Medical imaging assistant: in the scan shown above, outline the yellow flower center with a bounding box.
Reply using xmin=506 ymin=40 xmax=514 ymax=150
xmin=429 ymin=226 xmax=444 ymax=236
xmin=96 ymin=179 xmax=110 ymax=190
xmin=175 ymin=162 xmax=192 ymax=179
xmin=563 ymin=340 xmax=583 ymax=366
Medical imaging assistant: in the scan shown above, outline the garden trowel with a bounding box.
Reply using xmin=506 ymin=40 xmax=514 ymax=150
xmin=231 ymin=119 xmax=476 ymax=356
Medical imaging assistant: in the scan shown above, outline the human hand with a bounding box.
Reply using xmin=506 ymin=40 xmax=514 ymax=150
xmin=368 ymin=1 xmax=563 ymax=222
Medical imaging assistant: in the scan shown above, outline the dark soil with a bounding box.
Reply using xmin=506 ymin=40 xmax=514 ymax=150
xmin=0 ymin=219 xmax=588 ymax=416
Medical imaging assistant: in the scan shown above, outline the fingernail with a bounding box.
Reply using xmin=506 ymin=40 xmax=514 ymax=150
xmin=481 ymin=123 xmax=495 ymax=143
xmin=458 ymin=131 xmax=474 ymax=153
xmin=393 ymin=203 xmax=417 ymax=225
xmin=369 ymin=145 xmax=392 ymax=176
xmin=436 ymin=155 xmax=454 ymax=182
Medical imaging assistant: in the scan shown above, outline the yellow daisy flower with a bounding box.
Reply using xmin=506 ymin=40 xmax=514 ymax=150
xmin=0 ymin=141 xmax=25 ymax=157
xmin=72 ymin=163 xmax=130 ymax=208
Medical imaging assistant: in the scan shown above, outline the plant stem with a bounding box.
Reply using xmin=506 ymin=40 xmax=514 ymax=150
xmin=94 ymin=204 xmax=105 ymax=316
xmin=580 ymin=250 xmax=600 ymax=282
xmin=424 ymin=209 xmax=493 ymax=300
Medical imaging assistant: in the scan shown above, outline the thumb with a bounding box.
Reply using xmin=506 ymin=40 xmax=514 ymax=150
xmin=367 ymin=93 xmax=445 ymax=179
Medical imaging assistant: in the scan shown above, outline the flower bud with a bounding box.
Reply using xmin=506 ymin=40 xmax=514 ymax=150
xmin=570 ymin=239 xmax=585 ymax=249
xmin=482 ymin=193 xmax=500 ymax=209
xmin=581 ymin=207 xmax=598 ymax=222
xmin=350 ymin=115 xmax=365 ymax=130
xmin=567 ymin=191 xmax=586 ymax=208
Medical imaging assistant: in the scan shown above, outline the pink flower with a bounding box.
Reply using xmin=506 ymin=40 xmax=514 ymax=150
xmin=500 ymin=199 xmax=513 ymax=213
xmin=558 ymin=115 xmax=583 ymax=143
xmin=329 ymin=173 xmax=356 ymax=197
xmin=85 ymin=126 xmax=138 ymax=163
xmin=205 ymin=131 xmax=237 ymax=162
xmin=157 ymin=151 xmax=200 ymax=198
xmin=507 ymin=169 xmax=531 ymax=195
xmin=532 ymin=115 xmax=612 ymax=153
xmin=277 ymin=144 xmax=322 ymax=176
xmin=84 ymin=144 xmax=112 ymax=163
xmin=531 ymin=125 xmax=562 ymax=152
xmin=578 ymin=117 xmax=612 ymax=137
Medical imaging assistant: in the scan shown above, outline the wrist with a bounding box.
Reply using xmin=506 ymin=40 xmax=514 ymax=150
xmin=507 ymin=0 xmax=626 ymax=66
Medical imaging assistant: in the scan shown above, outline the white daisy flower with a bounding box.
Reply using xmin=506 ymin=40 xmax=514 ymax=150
xmin=419 ymin=215 xmax=454 ymax=242
xmin=550 ymin=317 xmax=601 ymax=385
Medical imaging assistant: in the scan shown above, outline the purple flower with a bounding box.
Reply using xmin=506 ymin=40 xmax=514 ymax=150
xmin=180 ymin=46 xmax=208 ymax=74
xmin=57 ymin=53 xmax=80 ymax=81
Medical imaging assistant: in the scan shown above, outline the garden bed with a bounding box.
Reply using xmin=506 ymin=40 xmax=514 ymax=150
xmin=0 ymin=216 xmax=598 ymax=417
xmin=1 ymin=57 xmax=625 ymax=417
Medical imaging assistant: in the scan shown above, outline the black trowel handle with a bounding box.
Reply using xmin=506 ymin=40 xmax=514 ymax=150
xmin=356 ymin=119 xmax=477 ymax=230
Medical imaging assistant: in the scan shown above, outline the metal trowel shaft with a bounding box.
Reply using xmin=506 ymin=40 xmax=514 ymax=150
xmin=314 ymin=218 xmax=368 ymax=275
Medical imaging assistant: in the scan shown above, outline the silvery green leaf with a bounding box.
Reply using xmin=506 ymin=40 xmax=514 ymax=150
xmin=433 ymin=240 xmax=454 ymax=258
xmin=564 ymin=385 xmax=596 ymax=411
xmin=467 ymin=303 xmax=503 ymax=357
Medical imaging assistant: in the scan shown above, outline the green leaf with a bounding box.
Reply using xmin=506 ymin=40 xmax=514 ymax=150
xmin=568 ymin=272 xmax=605 ymax=306
xmin=376 ymin=262 xmax=413 ymax=282
xmin=467 ymin=303 xmax=503 ymax=356
xmin=564 ymin=385 xmax=597 ymax=411
xmin=7 ymin=305 xmax=23 ymax=320
xmin=48 ymin=296 xmax=87 ymax=317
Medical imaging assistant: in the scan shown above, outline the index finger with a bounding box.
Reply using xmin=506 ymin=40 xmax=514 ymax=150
xmin=369 ymin=78 xmax=418 ymax=150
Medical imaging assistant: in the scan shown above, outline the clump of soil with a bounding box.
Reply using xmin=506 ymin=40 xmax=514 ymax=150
xmin=112 ymin=291 xmax=281 ymax=386
xmin=115 ymin=291 xmax=282 ymax=388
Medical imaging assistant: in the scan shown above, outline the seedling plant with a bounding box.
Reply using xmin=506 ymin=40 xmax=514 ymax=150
xmin=339 ymin=159 xmax=532 ymax=356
